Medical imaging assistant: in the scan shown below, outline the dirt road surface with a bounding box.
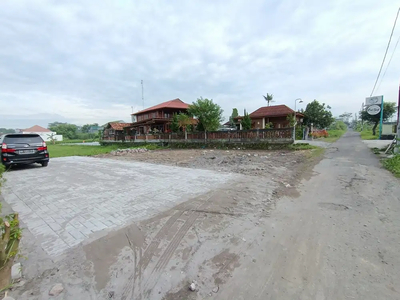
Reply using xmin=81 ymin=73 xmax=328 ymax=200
xmin=3 ymin=131 xmax=400 ymax=299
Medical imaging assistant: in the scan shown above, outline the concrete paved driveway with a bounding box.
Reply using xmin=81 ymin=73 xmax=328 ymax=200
xmin=2 ymin=156 xmax=236 ymax=257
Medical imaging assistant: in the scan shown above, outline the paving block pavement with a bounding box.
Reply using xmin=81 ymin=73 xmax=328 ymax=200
xmin=2 ymin=156 xmax=237 ymax=257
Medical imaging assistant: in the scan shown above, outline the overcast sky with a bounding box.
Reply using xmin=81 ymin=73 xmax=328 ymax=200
xmin=1 ymin=0 xmax=399 ymax=128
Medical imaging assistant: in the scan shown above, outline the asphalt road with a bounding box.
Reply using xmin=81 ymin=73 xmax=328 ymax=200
xmin=217 ymin=130 xmax=400 ymax=299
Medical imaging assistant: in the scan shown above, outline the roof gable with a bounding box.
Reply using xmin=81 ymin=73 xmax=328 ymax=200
xmin=132 ymin=98 xmax=189 ymax=115
xmin=109 ymin=123 xmax=132 ymax=130
xmin=249 ymin=105 xmax=297 ymax=118
xmin=23 ymin=125 xmax=52 ymax=132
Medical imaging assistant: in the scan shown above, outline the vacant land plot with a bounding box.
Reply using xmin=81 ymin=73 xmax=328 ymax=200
xmin=3 ymin=147 xmax=322 ymax=299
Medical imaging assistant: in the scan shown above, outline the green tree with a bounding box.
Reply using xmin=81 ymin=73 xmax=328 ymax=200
xmin=263 ymin=93 xmax=274 ymax=106
xmin=303 ymin=100 xmax=334 ymax=129
xmin=188 ymin=97 xmax=224 ymax=132
xmin=170 ymin=114 xmax=180 ymax=133
xmin=48 ymin=123 xmax=78 ymax=139
xmin=177 ymin=114 xmax=191 ymax=131
xmin=287 ymin=114 xmax=296 ymax=127
xmin=241 ymin=109 xmax=252 ymax=130
xmin=81 ymin=123 xmax=99 ymax=133
xmin=229 ymin=108 xmax=239 ymax=127
xmin=0 ymin=128 xmax=15 ymax=134
xmin=361 ymin=102 xmax=396 ymax=135
xmin=330 ymin=120 xmax=347 ymax=131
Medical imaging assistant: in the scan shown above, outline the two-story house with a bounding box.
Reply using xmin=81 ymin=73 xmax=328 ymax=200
xmin=128 ymin=98 xmax=191 ymax=134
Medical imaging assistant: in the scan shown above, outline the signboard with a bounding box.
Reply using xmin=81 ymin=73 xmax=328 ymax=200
xmin=367 ymin=104 xmax=381 ymax=115
xmin=365 ymin=96 xmax=383 ymax=105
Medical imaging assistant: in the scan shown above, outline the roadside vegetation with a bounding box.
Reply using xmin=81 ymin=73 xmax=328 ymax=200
xmin=354 ymin=102 xmax=396 ymax=140
xmin=383 ymin=154 xmax=400 ymax=177
xmin=288 ymin=143 xmax=319 ymax=150
xmin=382 ymin=141 xmax=400 ymax=177
xmin=324 ymin=121 xmax=347 ymax=142
xmin=0 ymin=164 xmax=22 ymax=290
xmin=354 ymin=123 xmax=379 ymax=140
xmin=55 ymin=138 xmax=99 ymax=144
xmin=360 ymin=128 xmax=379 ymax=140
xmin=47 ymin=144 xmax=162 ymax=158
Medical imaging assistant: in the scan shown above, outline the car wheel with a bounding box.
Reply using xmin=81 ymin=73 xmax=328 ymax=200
xmin=41 ymin=162 xmax=48 ymax=167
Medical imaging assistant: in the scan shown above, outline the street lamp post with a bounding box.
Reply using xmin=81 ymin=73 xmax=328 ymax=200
xmin=293 ymin=98 xmax=303 ymax=141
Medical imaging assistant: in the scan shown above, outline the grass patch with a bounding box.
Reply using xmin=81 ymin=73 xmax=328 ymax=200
xmin=360 ymin=130 xmax=379 ymax=140
xmin=382 ymin=154 xmax=400 ymax=177
xmin=56 ymin=139 xmax=99 ymax=144
xmin=324 ymin=129 xmax=346 ymax=143
xmin=48 ymin=145 xmax=119 ymax=158
xmin=307 ymin=146 xmax=325 ymax=159
xmin=47 ymin=144 xmax=163 ymax=158
xmin=288 ymin=143 xmax=319 ymax=150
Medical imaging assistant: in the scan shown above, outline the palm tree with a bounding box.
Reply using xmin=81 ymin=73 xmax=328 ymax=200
xmin=177 ymin=113 xmax=191 ymax=139
xmin=263 ymin=93 xmax=274 ymax=106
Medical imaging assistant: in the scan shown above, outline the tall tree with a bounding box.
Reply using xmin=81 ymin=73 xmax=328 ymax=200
xmin=177 ymin=113 xmax=191 ymax=139
xmin=241 ymin=109 xmax=252 ymax=130
xmin=338 ymin=112 xmax=352 ymax=125
xmin=188 ymin=97 xmax=224 ymax=132
xmin=361 ymin=102 xmax=396 ymax=135
xmin=263 ymin=93 xmax=274 ymax=106
xmin=81 ymin=123 xmax=99 ymax=133
xmin=0 ymin=128 xmax=15 ymax=134
xmin=229 ymin=108 xmax=239 ymax=127
xmin=170 ymin=114 xmax=180 ymax=133
xmin=303 ymin=100 xmax=334 ymax=129
xmin=48 ymin=123 xmax=78 ymax=140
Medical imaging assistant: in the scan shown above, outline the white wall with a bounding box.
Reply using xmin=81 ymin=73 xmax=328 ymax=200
xmin=22 ymin=131 xmax=63 ymax=142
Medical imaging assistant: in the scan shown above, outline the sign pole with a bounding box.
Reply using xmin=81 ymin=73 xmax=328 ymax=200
xmin=379 ymin=96 xmax=384 ymax=139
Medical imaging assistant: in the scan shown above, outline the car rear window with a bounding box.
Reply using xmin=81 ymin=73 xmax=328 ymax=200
xmin=4 ymin=135 xmax=43 ymax=144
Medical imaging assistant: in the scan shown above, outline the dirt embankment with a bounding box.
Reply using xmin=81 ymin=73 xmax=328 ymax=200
xmin=98 ymin=148 xmax=321 ymax=187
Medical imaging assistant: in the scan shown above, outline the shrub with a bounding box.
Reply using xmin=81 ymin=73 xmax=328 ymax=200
xmin=311 ymin=130 xmax=329 ymax=138
xmin=0 ymin=165 xmax=22 ymax=289
xmin=383 ymin=154 xmax=400 ymax=177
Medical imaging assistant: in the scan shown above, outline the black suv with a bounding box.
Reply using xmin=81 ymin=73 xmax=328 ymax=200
xmin=0 ymin=134 xmax=50 ymax=167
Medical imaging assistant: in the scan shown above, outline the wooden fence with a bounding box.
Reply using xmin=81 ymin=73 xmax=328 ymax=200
xmin=104 ymin=128 xmax=293 ymax=143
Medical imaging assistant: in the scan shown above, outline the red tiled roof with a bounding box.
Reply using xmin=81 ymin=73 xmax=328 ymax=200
xmin=109 ymin=123 xmax=132 ymax=130
xmin=132 ymin=98 xmax=189 ymax=115
xmin=249 ymin=105 xmax=303 ymax=118
xmin=23 ymin=125 xmax=52 ymax=132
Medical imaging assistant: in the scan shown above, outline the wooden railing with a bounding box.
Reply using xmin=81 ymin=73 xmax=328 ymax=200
xmin=107 ymin=128 xmax=293 ymax=143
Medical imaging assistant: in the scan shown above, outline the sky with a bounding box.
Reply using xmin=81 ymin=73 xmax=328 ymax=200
xmin=1 ymin=0 xmax=399 ymax=129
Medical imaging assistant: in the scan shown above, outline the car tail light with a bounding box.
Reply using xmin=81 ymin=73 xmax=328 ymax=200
xmin=37 ymin=142 xmax=47 ymax=151
xmin=1 ymin=143 xmax=16 ymax=153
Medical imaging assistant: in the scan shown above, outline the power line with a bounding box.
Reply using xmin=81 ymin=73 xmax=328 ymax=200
xmin=376 ymin=33 xmax=400 ymax=92
xmin=370 ymin=7 xmax=400 ymax=97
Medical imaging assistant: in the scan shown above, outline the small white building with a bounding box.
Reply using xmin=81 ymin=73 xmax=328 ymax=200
xmin=21 ymin=125 xmax=63 ymax=142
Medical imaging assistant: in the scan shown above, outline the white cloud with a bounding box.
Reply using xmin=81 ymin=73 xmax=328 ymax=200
xmin=0 ymin=0 xmax=399 ymax=128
